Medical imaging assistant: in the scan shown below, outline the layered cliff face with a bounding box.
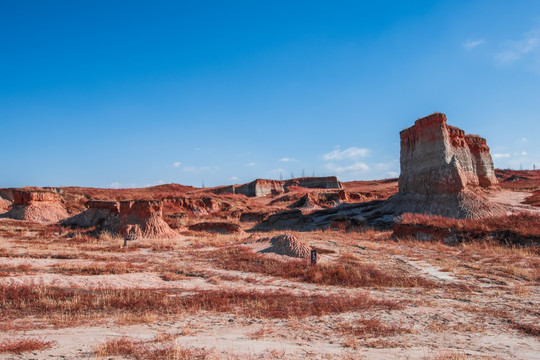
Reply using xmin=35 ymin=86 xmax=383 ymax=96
xmin=232 ymin=177 xmax=342 ymax=197
xmin=393 ymin=113 xmax=502 ymax=218
xmin=398 ymin=113 xmax=497 ymax=195
xmin=64 ymin=199 xmax=176 ymax=238
xmin=5 ymin=190 xmax=68 ymax=223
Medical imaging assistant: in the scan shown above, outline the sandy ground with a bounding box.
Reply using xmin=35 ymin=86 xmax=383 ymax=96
xmin=0 ymin=225 xmax=538 ymax=360
xmin=0 ymin=188 xmax=538 ymax=359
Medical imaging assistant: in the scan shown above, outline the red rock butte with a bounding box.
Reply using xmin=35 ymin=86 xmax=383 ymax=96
xmin=399 ymin=112 xmax=497 ymax=195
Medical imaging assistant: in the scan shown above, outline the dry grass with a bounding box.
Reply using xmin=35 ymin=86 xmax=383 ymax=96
xmin=248 ymin=325 xmax=276 ymax=339
xmin=397 ymin=212 xmax=540 ymax=244
xmin=510 ymin=322 xmax=540 ymax=337
xmin=0 ymin=283 xmax=401 ymax=326
xmin=94 ymin=337 xmax=211 ymax=360
xmin=206 ymin=246 xmax=437 ymax=288
xmin=337 ymin=318 xmax=412 ymax=337
xmin=0 ymin=337 xmax=56 ymax=354
xmin=0 ymin=263 xmax=34 ymax=277
xmin=52 ymin=261 xmax=146 ymax=275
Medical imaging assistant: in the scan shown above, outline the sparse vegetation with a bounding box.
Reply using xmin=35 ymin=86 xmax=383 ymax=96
xmin=206 ymin=246 xmax=437 ymax=288
xmin=0 ymin=337 xmax=56 ymax=354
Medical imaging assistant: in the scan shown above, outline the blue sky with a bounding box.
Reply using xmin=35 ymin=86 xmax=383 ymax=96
xmin=1 ymin=1 xmax=539 ymax=188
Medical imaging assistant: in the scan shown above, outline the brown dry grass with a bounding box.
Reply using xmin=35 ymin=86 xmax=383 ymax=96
xmin=0 ymin=337 xmax=56 ymax=354
xmin=94 ymin=337 xmax=210 ymax=360
xmin=510 ymin=322 xmax=540 ymax=337
xmin=0 ymin=283 xmax=401 ymax=326
xmin=398 ymin=212 xmax=540 ymax=240
xmin=337 ymin=318 xmax=412 ymax=337
xmin=206 ymin=246 xmax=437 ymax=288
xmin=52 ymin=261 xmax=146 ymax=275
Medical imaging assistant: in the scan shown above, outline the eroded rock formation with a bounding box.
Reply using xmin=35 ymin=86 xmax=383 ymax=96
xmin=5 ymin=190 xmax=68 ymax=223
xmin=399 ymin=113 xmax=497 ymax=194
xmin=391 ymin=113 xmax=503 ymax=218
xmin=64 ymin=199 xmax=177 ymax=238
xmin=213 ymin=177 xmax=342 ymax=197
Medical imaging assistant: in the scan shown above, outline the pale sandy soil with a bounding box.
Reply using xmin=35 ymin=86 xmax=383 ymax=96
xmin=0 ymin=221 xmax=538 ymax=360
xmin=488 ymin=190 xmax=540 ymax=214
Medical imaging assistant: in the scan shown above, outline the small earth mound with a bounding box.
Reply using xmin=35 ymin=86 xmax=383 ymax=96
xmin=260 ymin=233 xmax=311 ymax=258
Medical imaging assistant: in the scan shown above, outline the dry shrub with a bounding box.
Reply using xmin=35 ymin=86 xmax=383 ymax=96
xmin=94 ymin=337 xmax=210 ymax=360
xmin=0 ymin=337 xmax=56 ymax=354
xmin=53 ymin=261 xmax=146 ymax=275
xmin=248 ymin=325 xmax=275 ymax=339
xmin=0 ymin=264 xmax=33 ymax=277
xmin=206 ymin=247 xmax=437 ymax=288
xmin=511 ymin=322 xmax=540 ymax=337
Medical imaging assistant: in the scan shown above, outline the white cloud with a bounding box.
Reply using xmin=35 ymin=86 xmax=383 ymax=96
xmin=323 ymin=146 xmax=370 ymax=161
xmin=385 ymin=171 xmax=399 ymax=178
xmin=493 ymin=153 xmax=511 ymax=159
xmin=229 ymin=176 xmax=239 ymax=181
xmin=244 ymin=162 xmax=256 ymax=167
xmin=495 ymin=28 xmax=540 ymax=65
xmin=182 ymin=166 xmax=214 ymax=173
xmin=109 ymin=182 xmax=122 ymax=189
xmin=520 ymin=137 xmax=528 ymax=143
xmin=173 ymin=162 xmax=181 ymax=168
xmin=463 ymin=39 xmax=485 ymax=49
xmin=279 ymin=157 xmax=297 ymax=162
xmin=324 ymin=162 xmax=370 ymax=174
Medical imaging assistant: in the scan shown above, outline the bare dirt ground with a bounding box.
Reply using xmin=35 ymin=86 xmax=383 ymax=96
xmin=0 ymin=221 xmax=538 ymax=359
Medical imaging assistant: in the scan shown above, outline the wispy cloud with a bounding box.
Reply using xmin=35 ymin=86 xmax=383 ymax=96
xmin=493 ymin=153 xmax=511 ymax=159
xmin=244 ymin=162 xmax=256 ymax=167
xmin=279 ymin=157 xmax=297 ymax=162
xmin=182 ymin=166 xmax=215 ymax=173
xmin=495 ymin=28 xmax=540 ymax=65
xmin=324 ymin=162 xmax=370 ymax=174
xmin=109 ymin=182 xmax=122 ymax=189
xmin=173 ymin=161 xmax=181 ymax=168
xmin=229 ymin=176 xmax=238 ymax=181
xmin=323 ymin=146 xmax=370 ymax=161
xmin=463 ymin=39 xmax=485 ymax=49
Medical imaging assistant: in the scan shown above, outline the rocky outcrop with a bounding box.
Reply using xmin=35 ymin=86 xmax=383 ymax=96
xmin=64 ymin=199 xmax=177 ymax=238
xmin=0 ymin=194 xmax=11 ymax=214
xmin=213 ymin=177 xmax=342 ymax=197
xmin=4 ymin=190 xmax=68 ymax=223
xmin=390 ymin=112 xmax=502 ymax=218
xmin=253 ymin=113 xmax=505 ymax=231
xmin=399 ymin=113 xmax=497 ymax=194
xmin=290 ymin=191 xmax=348 ymax=209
